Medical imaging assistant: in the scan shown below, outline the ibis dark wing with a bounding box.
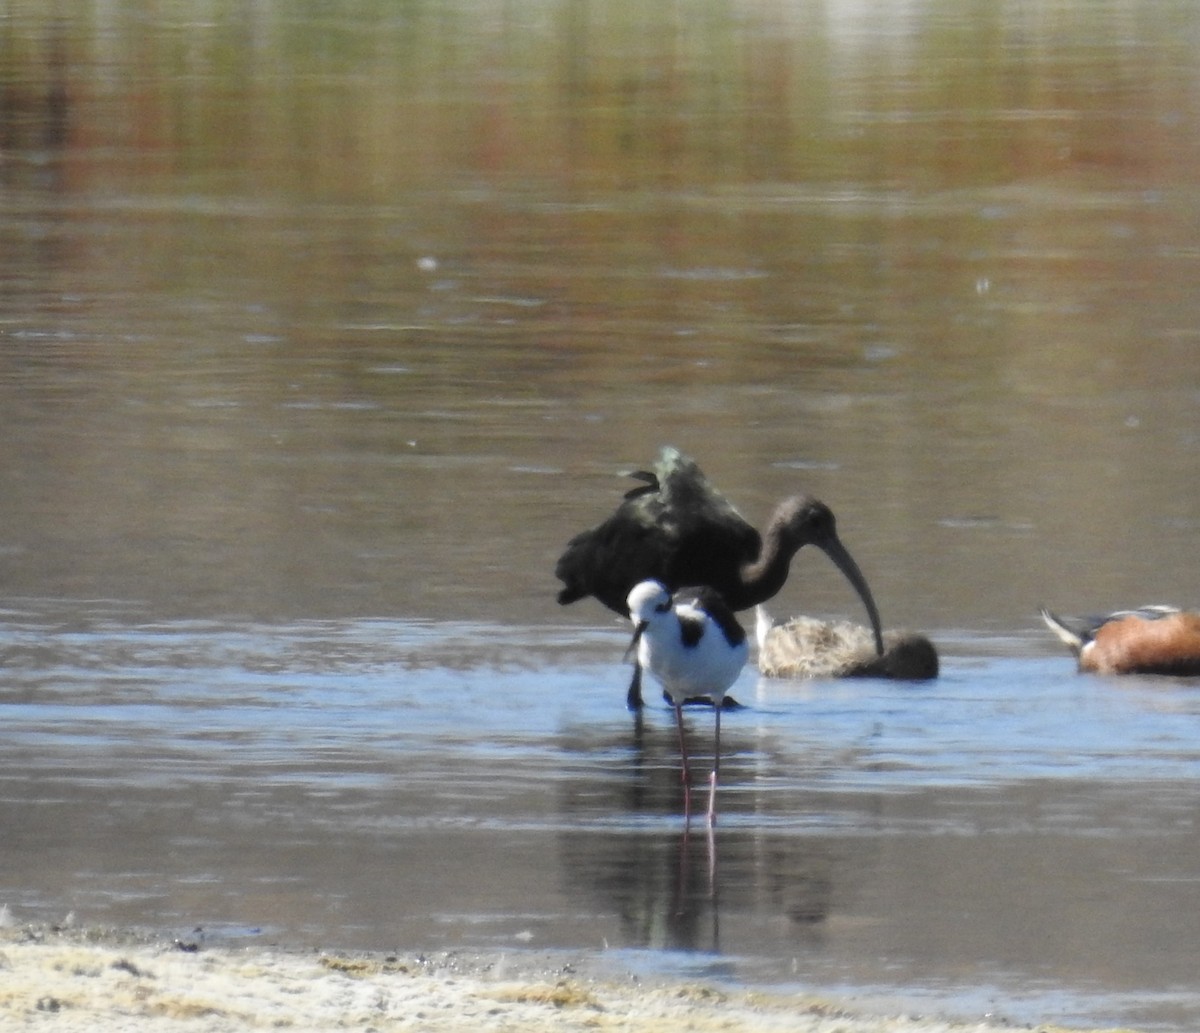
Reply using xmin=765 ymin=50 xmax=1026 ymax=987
xmin=554 ymin=504 xmax=675 ymax=614
xmin=554 ymin=446 xmax=761 ymax=615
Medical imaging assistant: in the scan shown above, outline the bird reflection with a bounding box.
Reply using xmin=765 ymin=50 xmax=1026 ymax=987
xmin=554 ymin=715 xmax=722 ymax=951
xmin=554 ymin=709 xmax=851 ymax=956
xmin=673 ymin=821 xmax=720 ymax=952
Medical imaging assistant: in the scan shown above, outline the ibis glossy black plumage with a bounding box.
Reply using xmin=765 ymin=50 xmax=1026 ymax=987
xmin=626 ymin=580 xmax=748 ymax=824
xmin=556 ymin=447 xmax=884 ymax=707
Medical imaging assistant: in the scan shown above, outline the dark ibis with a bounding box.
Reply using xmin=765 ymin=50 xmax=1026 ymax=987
xmin=626 ymin=580 xmax=748 ymax=824
xmin=556 ymin=447 xmax=884 ymax=707
xmin=1040 ymin=605 xmax=1200 ymax=675
xmin=755 ymin=608 xmax=938 ymax=680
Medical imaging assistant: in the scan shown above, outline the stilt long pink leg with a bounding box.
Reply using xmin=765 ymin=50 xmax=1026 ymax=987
xmin=674 ymin=701 xmax=692 ymax=818
xmin=707 ymin=703 xmax=721 ymax=825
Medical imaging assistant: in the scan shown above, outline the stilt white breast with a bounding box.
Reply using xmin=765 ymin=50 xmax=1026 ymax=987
xmin=626 ymin=579 xmax=748 ymax=824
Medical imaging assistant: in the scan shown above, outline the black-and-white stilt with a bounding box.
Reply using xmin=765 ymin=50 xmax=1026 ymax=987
xmin=626 ymin=580 xmax=749 ymax=824
xmin=557 ymin=447 xmax=884 ymax=708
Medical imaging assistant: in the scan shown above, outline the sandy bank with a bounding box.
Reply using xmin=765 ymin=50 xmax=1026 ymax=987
xmin=0 ymin=926 xmax=1126 ymax=1033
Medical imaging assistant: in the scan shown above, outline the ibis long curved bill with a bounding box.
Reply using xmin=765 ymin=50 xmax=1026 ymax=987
xmin=814 ymin=535 xmax=884 ymax=657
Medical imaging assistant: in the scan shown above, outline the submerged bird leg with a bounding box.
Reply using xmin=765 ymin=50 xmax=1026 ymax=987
xmin=707 ymin=705 xmax=721 ymax=826
xmin=626 ymin=664 xmax=644 ymax=710
xmin=623 ymin=621 xmax=648 ymax=709
xmin=674 ymin=701 xmax=692 ymax=815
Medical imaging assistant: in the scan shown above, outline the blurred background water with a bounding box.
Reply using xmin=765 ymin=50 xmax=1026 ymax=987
xmin=1 ymin=2 xmax=1200 ymax=1029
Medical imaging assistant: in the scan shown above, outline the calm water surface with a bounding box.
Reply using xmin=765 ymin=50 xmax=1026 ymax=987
xmin=2 ymin=609 xmax=1200 ymax=1030
xmin=2 ymin=2 xmax=1200 ymax=1030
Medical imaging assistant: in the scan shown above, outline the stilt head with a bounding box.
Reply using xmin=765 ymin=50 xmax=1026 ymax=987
xmin=624 ymin=580 xmax=672 ymax=662
xmin=627 ymin=579 xmax=672 ymax=622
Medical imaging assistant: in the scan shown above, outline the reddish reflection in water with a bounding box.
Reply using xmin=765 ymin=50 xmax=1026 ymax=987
xmin=0 ymin=3 xmax=1196 ymax=629
xmin=1 ymin=3 xmax=1200 ymax=1029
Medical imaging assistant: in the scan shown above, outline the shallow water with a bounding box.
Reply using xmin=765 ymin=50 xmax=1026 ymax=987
xmin=2 ymin=2 xmax=1200 ymax=1030
xmin=3 ymin=606 xmax=1200 ymax=1029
